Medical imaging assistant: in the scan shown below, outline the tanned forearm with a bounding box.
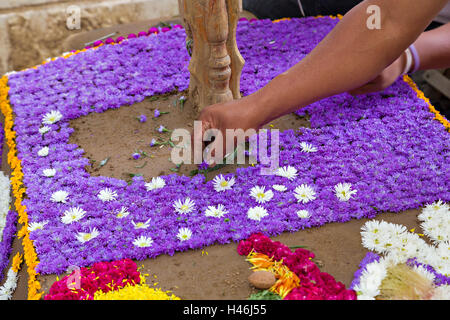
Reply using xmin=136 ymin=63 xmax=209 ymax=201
xmin=246 ymin=0 xmax=448 ymax=126
xmin=414 ymin=22 xmax=450 ymax=71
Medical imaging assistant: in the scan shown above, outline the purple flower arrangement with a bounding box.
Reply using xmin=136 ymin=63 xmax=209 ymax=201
xmin=3 ymin=17 xmax=449 ymax=275
xmin=0 ymin=211 xmax=18 ymax=283
xmin=407 ymin=258 xmax=450 ymax=286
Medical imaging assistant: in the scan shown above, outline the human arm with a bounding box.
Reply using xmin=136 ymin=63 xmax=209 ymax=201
xmin=350 ymin=22 xmax=450 ymax=95
xmin=195 ymin=0 xmax=449 ymax=162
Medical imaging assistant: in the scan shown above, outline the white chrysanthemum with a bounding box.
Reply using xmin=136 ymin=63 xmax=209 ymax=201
xmin=250 ymin=186 xmax=274 ymax=203
xmin=173 ymin=198 xmax=196 ymax=214
xmin=212 ymin=175 xmax=236 ymax=192
xmin=37 ymin=146 xmax=49 ymax=157
xmin=132 ymin=218 xmax=151 ymax=229
xmin=293 ymin=184 xmax=316 ymax=203
xmin=61 ymin=207 xmax=86 ymax=224
xmin=177 ymin=227 xmax=193 ymax=241
xmin=145 ymin=177 xmax=166 ymax=191
xmin=272 ymin=184 xmax=287 ymax=192
xmin=42 ymin=168 xmax=56 ymax=177
xmin=412 ymin=265 xmax=436 ymax=283
xmin=354 ymin=260 xmax=387 ymax=300
xmin=133 ymin=236 xmax=154 ymax=248
xmin=334 ymin=183 xmax=357 ymax=201
xmin=97 ymin=188 xmax=118 ymax=202
xmin=28 ymin=221 xmax=48 ymax=232
xmin=205 ymin=204 xmax=228 ymax=218
xmin=420 ymin=200 xmax=449 ymax=220
xmin=297 ymin=210 xmax=311 ymax=219
xmin=39 ymin=126 xmax=51 ymax=134
xmin=361 ymin=220 xmax=406 ymax=254
xmin=247 ymin=206 xmax=269 ymax=221
xmin=76 ymin=228 xmax=100 ymax=243
xmin=116 ymin=207 xmax=130 ymax=219
xmin=276 ymin=166 xmax=298 ymax=180
xmin=50 ymin=190 xmax=69 ymax=203
xmin=300 ymin=142 xmax=318 ymax=153
xmin=42 ymin=110 xmax=63 ymax=124
xmin=0 ymin=268 xmax=18 ymax=300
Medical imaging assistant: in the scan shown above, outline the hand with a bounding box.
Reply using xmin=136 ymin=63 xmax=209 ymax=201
xmin=348 ymin=52 xmax=407 ymax=96
xmin=192 ymin=96 xmax=262 ymax=166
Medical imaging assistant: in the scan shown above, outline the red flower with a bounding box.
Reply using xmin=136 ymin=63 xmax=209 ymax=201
xmin=237 ymin=240 xmax=253 ymax=256
xmin=45 ymin=259 xmax=141 ymax=300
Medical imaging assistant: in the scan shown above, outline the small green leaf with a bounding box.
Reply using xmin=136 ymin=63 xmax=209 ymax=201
xmin=289 ymin=245 xmax=307 ymax=249
xmin=135 ymin=161 xmax=147 ymax=169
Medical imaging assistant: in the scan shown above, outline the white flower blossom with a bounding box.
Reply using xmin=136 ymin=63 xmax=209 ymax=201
xmin=293 ymin=184 xmax=316 ymax=203
xmin=61 ymin=207 xmax=86 ymax=224
xmin=97 ymin=188 xmax=118 ymax=202
xmin=276 ymin=166 xmax=298 ymax=180
xmin=177 ymin=228 xmax=193 ymax=241
xmin=173 ymin=198 xmax=196 ymax=215
xmin=145 ymin=177 xmax=166 ymax=191
xmin=247 ymin=206 xmax=269 ymax=221
xmin=76 ymin=228 xmax=100 ymax=243
xmin=205 ymin=204 xmax=228 ymax=218
xmin=133 ymin=236 xmax=154 ymax=248
xmin=250 ymin=186 xmax=274 ymax=203
xmin=37 ymin=146 xmax=49 ymax=157
xmin=42 ymin=110 xmax=63 ymax=124
xmin=334 ymin=183 xmax=357 ymax=201
xmin=300 ymin=142 xmax=318 ymax=153
xmin=50 ymin=190 xmax=69 ymax=203
xmin=212 ymin=175 xmax=235 ymax=192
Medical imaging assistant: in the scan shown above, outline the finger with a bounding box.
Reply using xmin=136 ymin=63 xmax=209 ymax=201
xmin=191 ymin=118 xmax=207 ymax=166
xmin=204 ymin=128 xmax=224 ymax=168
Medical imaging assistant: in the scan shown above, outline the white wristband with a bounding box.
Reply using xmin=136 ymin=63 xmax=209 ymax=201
xmin=402 ymin=48 xmax=413 ymax=75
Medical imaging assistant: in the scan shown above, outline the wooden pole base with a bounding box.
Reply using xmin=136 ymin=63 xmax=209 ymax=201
xmin=179 ymin=0 xmax=245 ymax=112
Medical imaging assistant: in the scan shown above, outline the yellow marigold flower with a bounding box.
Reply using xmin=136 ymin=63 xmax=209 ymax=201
xmin=12 ymin=253 xmax=23 ymax=273
xmin=93 ymin=284 xmax=180 ymax=300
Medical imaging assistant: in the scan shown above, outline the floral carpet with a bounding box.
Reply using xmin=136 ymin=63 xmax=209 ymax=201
xmin=1 ymin=17 xmax=449 ymax=299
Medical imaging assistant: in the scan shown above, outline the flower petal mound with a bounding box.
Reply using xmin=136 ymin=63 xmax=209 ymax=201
xmin=2 ymin=17 xmax=449 ymax=276
xmin=238 ymin=233 xmax=356 ymax=300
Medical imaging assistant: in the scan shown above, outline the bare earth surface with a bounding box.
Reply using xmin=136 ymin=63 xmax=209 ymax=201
xmin=68 ymin=92 xmax=311 ymax=182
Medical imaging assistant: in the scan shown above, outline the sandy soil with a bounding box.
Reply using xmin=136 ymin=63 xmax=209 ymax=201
xmin=68 ymin=92 xmax=310 ymax=182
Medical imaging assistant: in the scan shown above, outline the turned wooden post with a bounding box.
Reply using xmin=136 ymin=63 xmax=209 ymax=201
xmin=179 ymin=0 xmax=245 ymax=112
